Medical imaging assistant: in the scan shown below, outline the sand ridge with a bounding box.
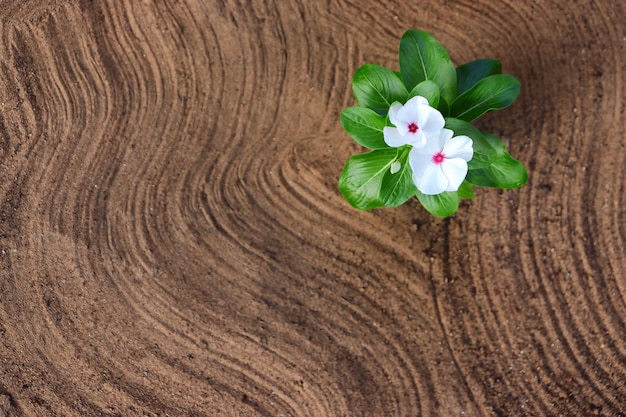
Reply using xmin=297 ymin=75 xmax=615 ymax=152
xmin=0 ymin=1 xmax=624 ymax=416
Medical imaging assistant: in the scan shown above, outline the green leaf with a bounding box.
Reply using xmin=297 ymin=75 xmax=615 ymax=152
xmin=408 ymin=80 xmax=440 ymax=108
xmin=340 ymin=107 xmax=389 ymax=149
xmin=465 ymin=132 xmax=528 ymax=188
xmin=444 ymin=118 xmax=496 ymax=168
xmin=338 ymin=149 xmax=398 ymax=210
xmin=437 ymin=96 xmax=449 ymax=117
xmin=399 ymin=29 xmax=457 ymax=104
xmin=353 ymin=64 xmax=408 ymax=115
xmin=416 ymin=190 xmax=459 ymax=218
xmin=457 ymin=180 xmax=475 ymax=199
xmin=380 ymin=147 xmax=417 ymax=207
xmin=450 ymin=74 xmax=520 ymax=122
xmin=456 ymin=59 xmax=502 ymax=96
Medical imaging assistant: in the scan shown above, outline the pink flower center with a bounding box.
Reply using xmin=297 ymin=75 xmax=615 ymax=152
xmin=407 ymin=122 xmax=419 ymax=134
xmin=432 ymin=152 xmax=445 ymax=165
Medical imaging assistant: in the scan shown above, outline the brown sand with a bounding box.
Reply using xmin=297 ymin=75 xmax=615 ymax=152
xmin=0 ymin=1 xmax=625 ymax=416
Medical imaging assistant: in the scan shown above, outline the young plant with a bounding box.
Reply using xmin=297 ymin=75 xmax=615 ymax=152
xmin=339 ymin=29 xmax=527 ymax=218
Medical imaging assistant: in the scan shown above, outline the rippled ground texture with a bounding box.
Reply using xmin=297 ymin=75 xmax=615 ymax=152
xmin=0 ymin=1 xmax=624 ymax=416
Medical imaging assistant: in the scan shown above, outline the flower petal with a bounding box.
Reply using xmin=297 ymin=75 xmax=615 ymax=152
xmin=383 ymin=126 xmax=407 ymax=147
xmin=405 ymin=131 xmax=427 ymax=148
xmin=441 ymin=158 xmax=468 ymax=192
xmin=388 ymin=103 xmax=404 ymax=127
xmin=443 ymin=135 xmax=473 ymax=161
xmin=408 ymin=147 xmax=432 ymax=177
xmin=395 ymin=96 xmax=427 ymax=123
xmin=419 ymin=132 xmax=445 ymax=155
xmin=402 ymin=96 xmax=428 ymax=113
xmin=417 ymin=104 xmax=445 ymax=137
xmin=414 ymin=163 xmax=449 ymax=195
xmin=439 ymin=128 xmax=455 ymax=143
xmin=412 ymin=95 xmax=430 ymax=106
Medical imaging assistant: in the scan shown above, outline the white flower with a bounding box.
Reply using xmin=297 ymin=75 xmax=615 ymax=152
xmin=409 ymin=128 xmax=473 ymax=195
xmin=383 ymin=96 xmax=445 ymax=149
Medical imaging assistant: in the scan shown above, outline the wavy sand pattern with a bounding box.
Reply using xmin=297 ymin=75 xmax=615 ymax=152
xmin=0 ymin=1 xmax=624 ymax=416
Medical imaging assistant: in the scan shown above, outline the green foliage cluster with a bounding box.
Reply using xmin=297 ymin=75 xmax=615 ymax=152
xmin=339 ymin=30 xmax=527 ymax=217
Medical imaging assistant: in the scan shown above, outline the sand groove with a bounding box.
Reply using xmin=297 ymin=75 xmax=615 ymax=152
xmin=0 ymin=0 xmax=625 ymax=416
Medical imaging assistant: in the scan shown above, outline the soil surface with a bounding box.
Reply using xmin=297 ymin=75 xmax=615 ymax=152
xmin=1 ymin=1 xmax=625 ymax=416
